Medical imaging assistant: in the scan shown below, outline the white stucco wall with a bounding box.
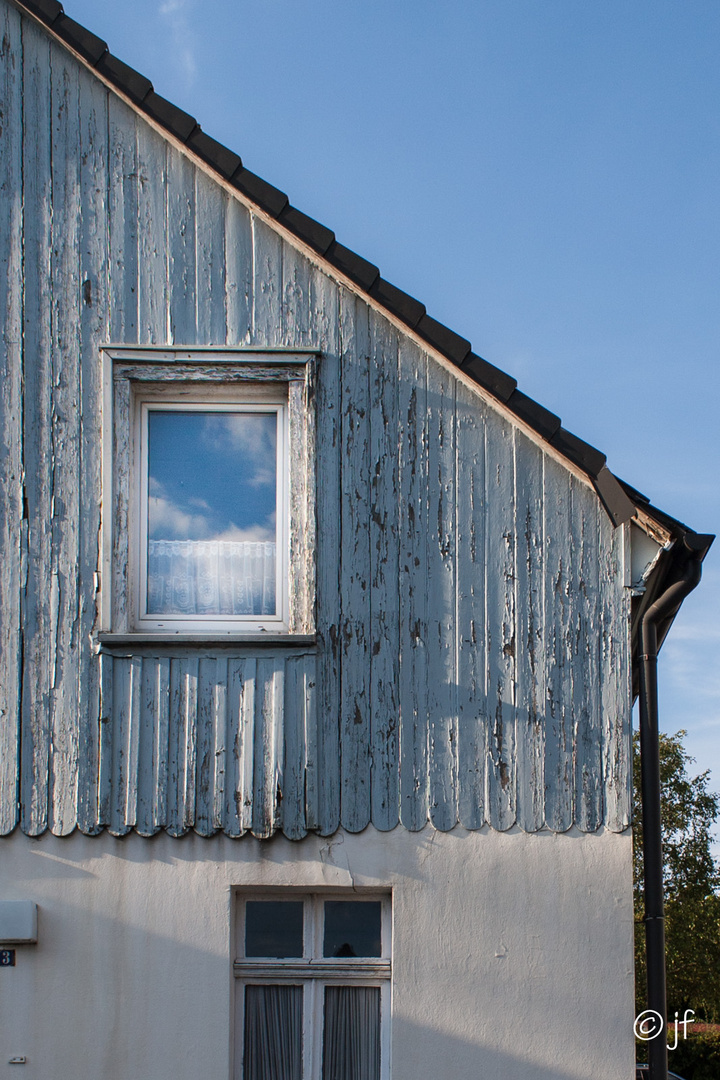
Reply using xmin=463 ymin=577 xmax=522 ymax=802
xmin=0 ymin=826 xmax=634 ymax=1080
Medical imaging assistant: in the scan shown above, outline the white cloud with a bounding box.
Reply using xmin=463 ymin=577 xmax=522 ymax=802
xmin=148 ymin=481 xmax=276 ymax=543
xmin=158 ymin=0 xmax=197 ymax=87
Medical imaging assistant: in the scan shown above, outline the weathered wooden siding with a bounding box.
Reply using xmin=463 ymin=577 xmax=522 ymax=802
xmin=0 ymin=7 xmax=632 ymax=839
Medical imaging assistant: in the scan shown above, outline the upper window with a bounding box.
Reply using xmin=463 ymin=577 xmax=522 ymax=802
xmin=101 ymin=349 xmax=316 ymax=637
xmin=234 ymin=894 xmax=391 ymax=1080
xmin=136 ymin=388 xmax=287 ymax=632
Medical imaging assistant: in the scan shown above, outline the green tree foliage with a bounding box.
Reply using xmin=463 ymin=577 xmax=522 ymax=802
xmin=634 ymin=730 xmax=720 ymax=1022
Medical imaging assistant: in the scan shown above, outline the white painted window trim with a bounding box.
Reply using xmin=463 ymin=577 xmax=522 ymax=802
xmin=100 ymin=348 xmax=317 ymax=637
xmin=233 ymin=893 xmax=392 ymax=1080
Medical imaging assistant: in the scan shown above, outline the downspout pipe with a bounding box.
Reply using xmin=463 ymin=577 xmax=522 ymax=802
xmin=639 ymin=532 xmax=711 ymax=1080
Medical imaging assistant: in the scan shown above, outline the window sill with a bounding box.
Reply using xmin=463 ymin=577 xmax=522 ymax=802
xmin=97 ymin=632 xmax=316 ymax=650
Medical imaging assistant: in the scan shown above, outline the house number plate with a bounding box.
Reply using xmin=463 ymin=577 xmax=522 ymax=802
xmin=0 ymin=950 xmax=16 ymax=966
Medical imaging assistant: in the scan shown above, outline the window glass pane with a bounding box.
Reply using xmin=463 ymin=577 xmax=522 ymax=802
xmin=323 ymin=901 xmax=382 ymax=958
xmin=244 ymin=984 xmax=302 ymax=1080
xmin=245 ymin=901 xmax=304 ymax=958
xmin=323 ymin=986 xmax=380 ymax=1080
xmin=146 ymin=409 xmax=277 ymax=616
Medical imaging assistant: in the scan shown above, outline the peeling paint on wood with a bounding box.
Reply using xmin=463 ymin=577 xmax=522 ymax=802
xmin=1 ymin=9 xmax=633 ymax=840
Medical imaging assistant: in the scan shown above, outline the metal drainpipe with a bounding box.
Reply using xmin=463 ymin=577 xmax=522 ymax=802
xmin=639 ymin=535 xmax=707 ymax=1080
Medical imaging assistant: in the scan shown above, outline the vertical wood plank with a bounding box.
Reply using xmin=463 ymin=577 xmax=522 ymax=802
xmin=426 ymin=360 xmax=458 ymax=831
xmin=108 ymin=96 xmax=139 ymax=343
xmin=398 ymin=343 xmax=429 ymax=831
xmin=514 ymin=435 xmax=545 ymax=832
xmin=303 ymin=653 xmax=318 ymax=833
xmin=167 ymin=656 xmax=198 ymax=836
xmin=136 ymin=655 xmax=161 ymax=835
xmin=224 ymin=196 xmax=252 ymax=345
xmin=195 ymin=169 xmax=226 ymax=345
xmin=543 ymin=456 xmax=574 ymax=831
xmin=136 ymin=119 xmax=168 ymax=344
xmin=77 ymin=68 xmax=109 ymax=834
xmin=98 ymin=652 xmax=114 ymax=826
xmin=456 ymin=380 xmax=487 ymax=830
xmin=224 ymin=657 xmax=255 ymax=836
xmin=485 ymin=417 xmax=517 ymax=830
xmin=369 ymin=311 xmax=400 ymax=830
xmin=20 ymin=21 xmax=53 ymax=836
xmin=310 ymin=267 xmax=341 ymax=835
xmin=251 ymin=216 xmax=283 ymax=347
xmin=167 ymin=147 xmax=196 ymax=345
xmin=282 ymin=239 xmax=311 ymax=347
xmin=252 ymin=657 xmax=283 ymax=838
xmin=282 ymin=655 xmax=307 ymax=840
xmin=195 ymin=655 xmax=227 ymax=836
xmin=0 ymin=1 xmax=23 ymax=834
xmin=572 ymin=482 xmax=603 ymax=831
xmin=601 ymin=520 xmax=632 ymax=831
xmin=110 ymin=655 xmax=141 ymax=835
xmin=339 ymin=293 xmax=371 ymax=833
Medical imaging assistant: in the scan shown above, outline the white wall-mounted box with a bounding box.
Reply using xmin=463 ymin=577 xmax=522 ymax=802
xmin=0 ymin=902 xmax=38 ymax=943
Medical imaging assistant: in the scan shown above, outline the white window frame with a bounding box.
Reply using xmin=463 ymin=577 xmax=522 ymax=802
xmin=100 ymin=348 xmax=317 ymax=638
xmin=135 ymin=389 xmax=289 ymax=633
xmin=233 ymin=893 xmax=392 ymax=1080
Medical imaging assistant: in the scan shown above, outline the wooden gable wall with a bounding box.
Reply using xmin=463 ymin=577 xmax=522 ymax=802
xmin=0 ymin=2 xmax=631 ymax=840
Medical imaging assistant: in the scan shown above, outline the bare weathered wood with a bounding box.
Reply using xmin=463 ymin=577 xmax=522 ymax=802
xmin=224 ymin=197 xmax=252 ymax=345
xmin=224 ymin=657 xmax=255 ymax=836
xmin=167 ymin=657 xmax=198 ymax=835
xmin=282 ymin=238 xmax=312 ymax=348
xmin=108 ymin=96 xmax=139 ymax=343
xmin=20 ymin=20 xmax=53 ymax=836
xmin=426 ymin=359 xmax=458 ymax=831
xmin=251 ymin=217 xmax=283 ymax=348
xmin=136 ymin=656 xmax=170 ymax=835
xmin=77 ymin=66 xmax=109 ymax=834
xmin=195 ymin=656 xmax=227 ymax=836
xmin=369 ymin=311 xmax=400 ymax=831
xmin=195 ymin=168 xmax=226 ymax=345
xmin=136 ymin=118 xmax=168 ymax=344
xmin=514 ymin=433 xmax=545 ymax=832
xmin=544 ymin=455 xmax=574 ymax=832
xmin=339 ymin=293 xmax=372 ymax=833
xmin=110 ymin=655 xmax=141 ymax=835
xmin=398 ymin=343 xmax=429 ymax=831
xmin=485 ymin=419 xmax=517 ymax=831
xmin=572 ymin=480 xmax=603 ymax=831
xmin=167 ymin=147 xmax=196 ymax=345
xmin=0 ymin=0 xmax=23 ymax=835
xmin=601 ymin=520 xmax=632 ymax=831
xmin=310 ymin=269 xmax=341 ymax=836
xmin=98 ymin=652 xmax=114 ymax=826
xmin=456 ymin=380 xmax=487 ymax=830
xmin=282 ymin=655 xmax=307 ymax=840
xmin=252 ymin=656 xmax=283 ymax=838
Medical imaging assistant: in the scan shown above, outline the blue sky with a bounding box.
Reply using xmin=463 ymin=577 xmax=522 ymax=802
xmin=67 ymin=0 xmax=719 ymax=819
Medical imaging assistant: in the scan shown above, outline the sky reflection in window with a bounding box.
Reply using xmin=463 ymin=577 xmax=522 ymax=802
xmin=145 ymin=409 xmax=277 ymax=617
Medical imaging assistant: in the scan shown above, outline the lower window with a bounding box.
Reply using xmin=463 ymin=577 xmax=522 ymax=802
xmin=234 ymin=895 xmax=391 ymax=1080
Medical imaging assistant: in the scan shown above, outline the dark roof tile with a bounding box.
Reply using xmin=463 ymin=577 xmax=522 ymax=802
xmin=54 ymin=14 xmax=107 ymax=64
xmin=231 ymin=167 xmax=289 ymax=217
xmin=326 ymin=242 xmax=379 ymax=290
xmin=507 ymin=390 xmax=561 ymax=440
xmin=460 ymin=352 xmax=516 ymax=403
xmin=144 ymin=91 xmax=197 ymax=142
xmin=369 ymin=278 xmax=425 ymax=328
xmin=95 ymin=53 xmax=152 ymax=104
xmin=186 ymin=128 xmax=241 ymax=179
xmin=417 ymin=314 xmax=471 ymax=365
xmin=549 ymin=427 xmax=606 ymax=478
xmin=19 ymin=0 xmax=62 ymax=25
xmin=278 ymin=206 xmax=335 ymax=254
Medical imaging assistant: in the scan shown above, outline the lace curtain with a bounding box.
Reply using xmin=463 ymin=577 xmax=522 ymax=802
xmin=147 ymin=540 xmax=276 ymax=616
